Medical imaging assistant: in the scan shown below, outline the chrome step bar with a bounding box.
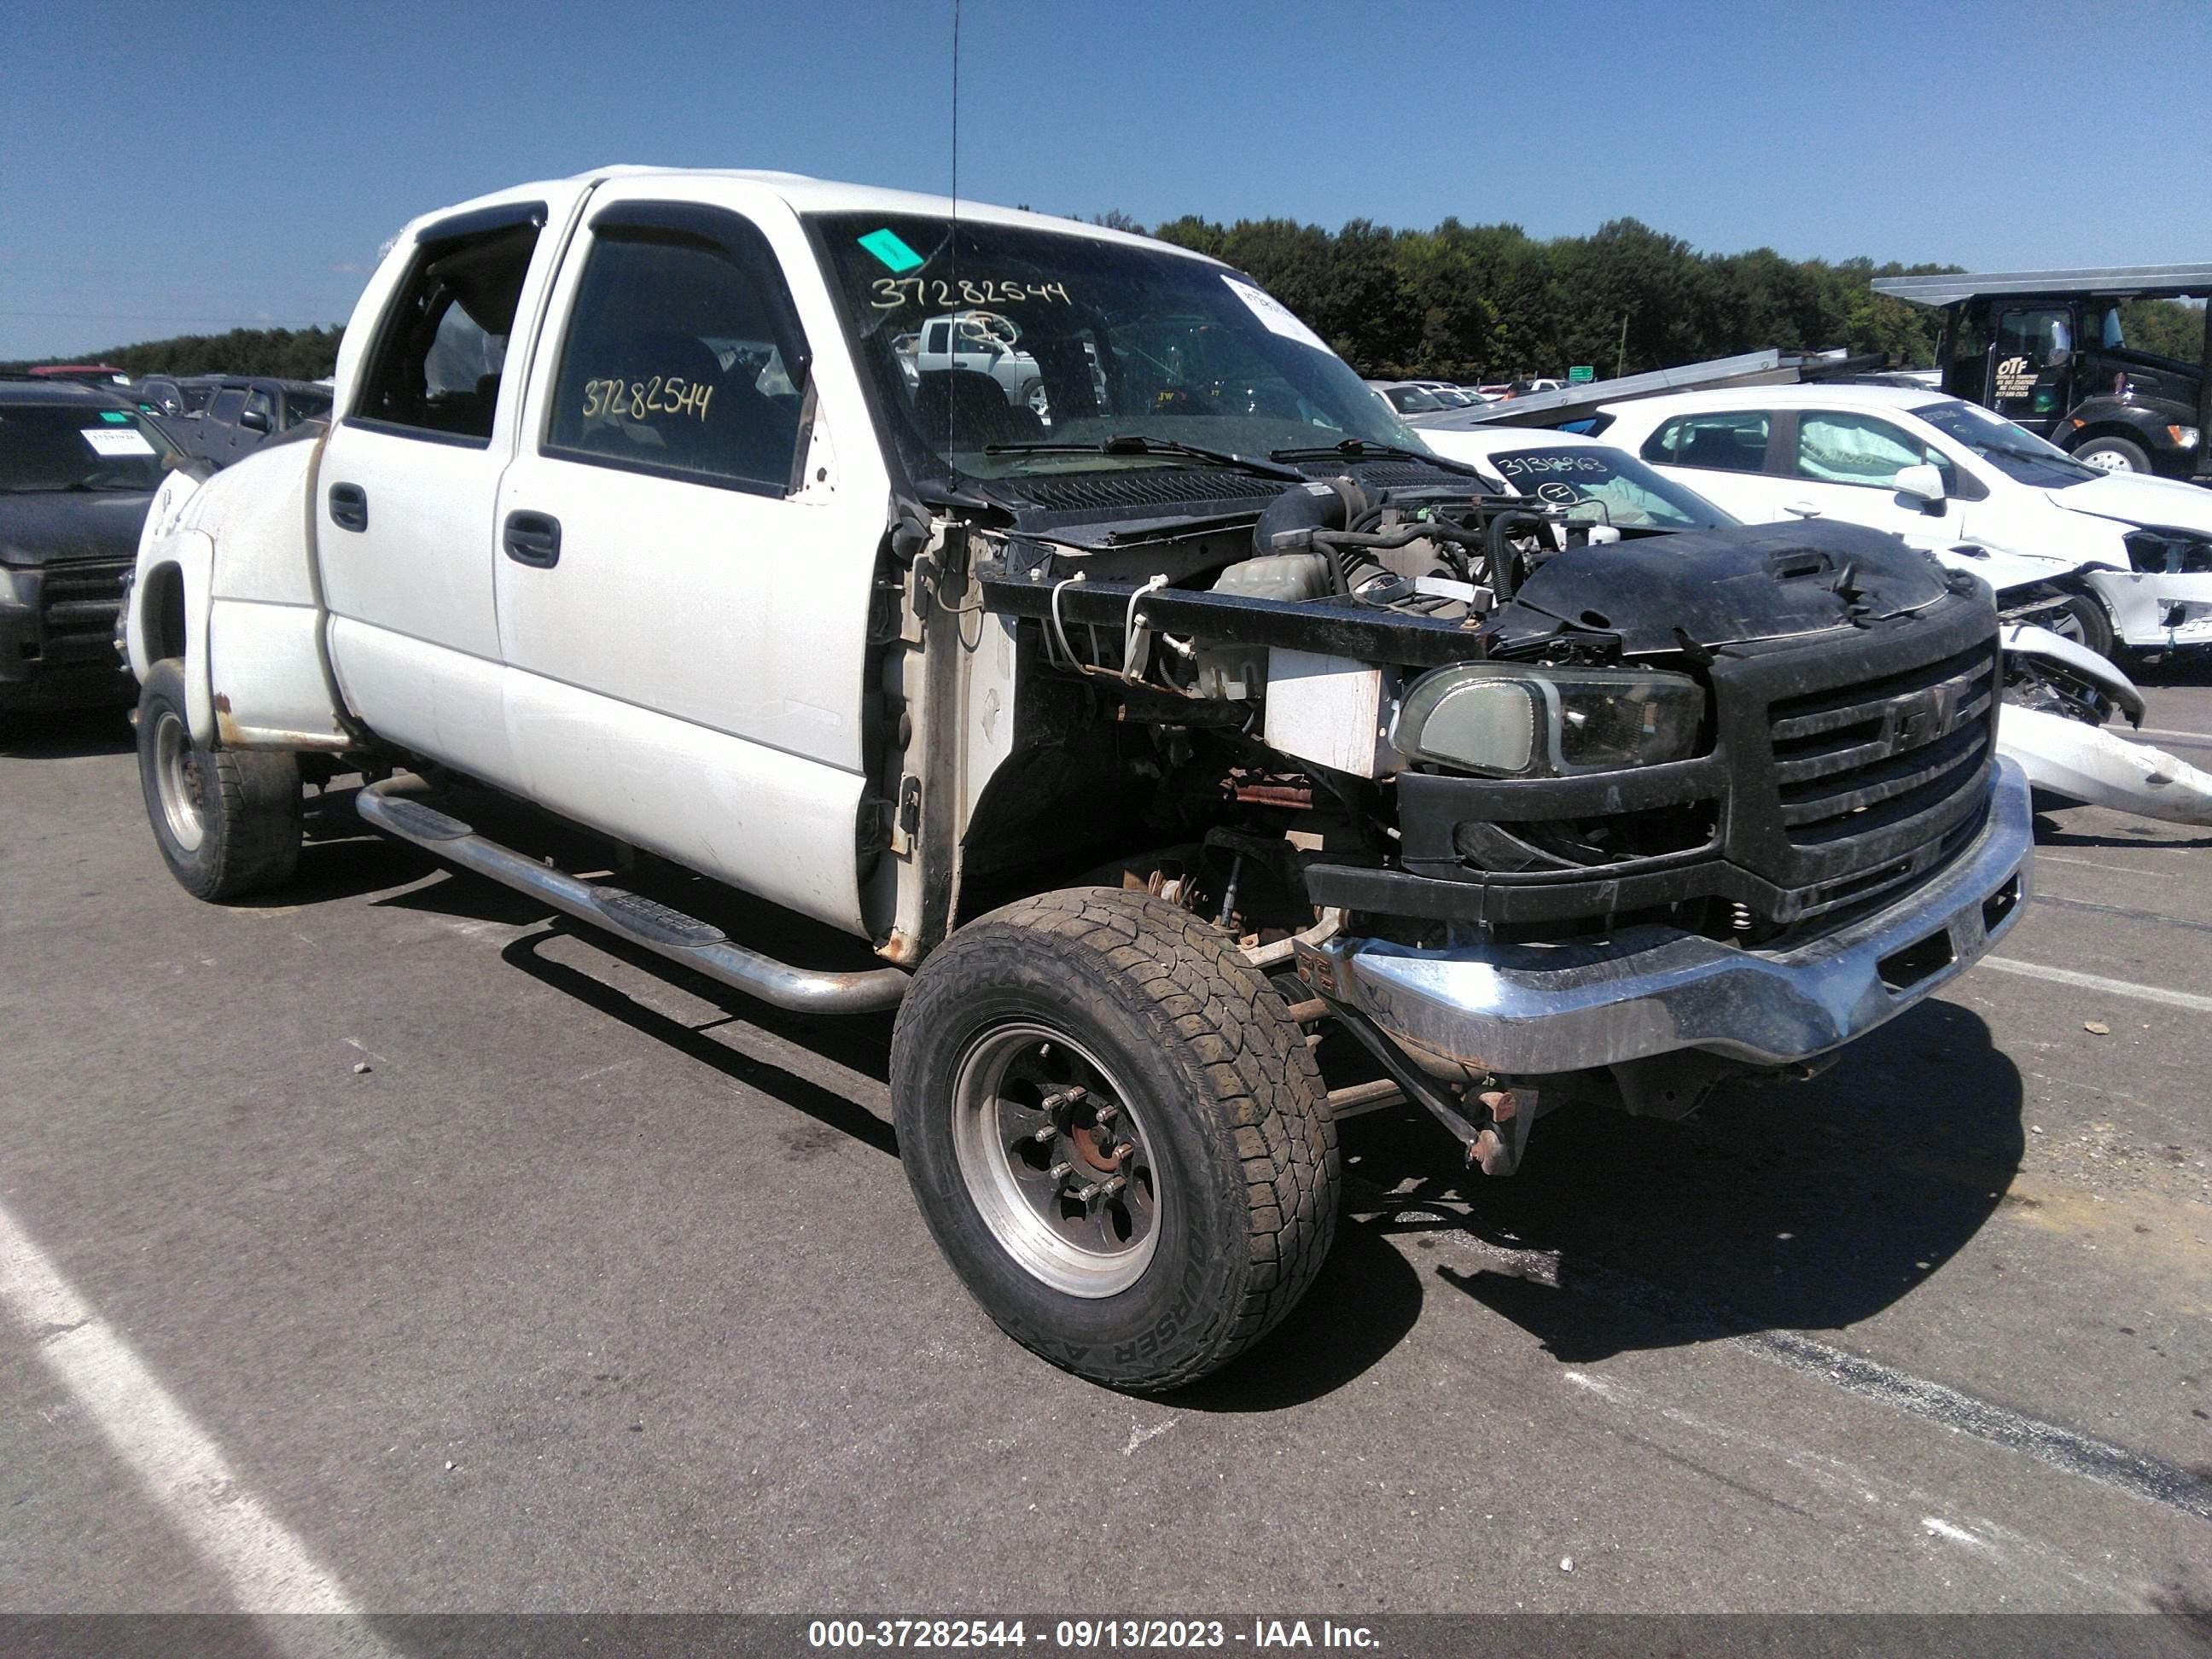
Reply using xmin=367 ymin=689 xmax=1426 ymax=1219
xmin=356 ymin=777 xmax=910 ymax=1015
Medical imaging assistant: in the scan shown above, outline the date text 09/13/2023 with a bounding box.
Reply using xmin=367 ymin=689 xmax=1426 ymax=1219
xmin=806 ymin=1620 xmax=1381 ymax=1650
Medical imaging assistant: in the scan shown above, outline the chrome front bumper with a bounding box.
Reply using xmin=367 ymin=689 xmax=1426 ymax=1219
xmin=1299 ymin=758 xmax=2034 ymax=1077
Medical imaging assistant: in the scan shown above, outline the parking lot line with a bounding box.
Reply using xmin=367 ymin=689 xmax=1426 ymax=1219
xmin=1981 ymin=957 xmax=2212 ymax=1012
xmin=0 ymin=1202 xmax=389 ymax=1638
xmin=2028 ymin=893 xmax=2212 ymax=934
xmin=2132 ymin=726 xmax=2212 ymax=744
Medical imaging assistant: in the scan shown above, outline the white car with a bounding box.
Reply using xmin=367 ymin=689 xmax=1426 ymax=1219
xmin=1589 ymin=385 xmax=2212 ymax=656
xmin=1415 ymin=425 xmax=2212 ymax=826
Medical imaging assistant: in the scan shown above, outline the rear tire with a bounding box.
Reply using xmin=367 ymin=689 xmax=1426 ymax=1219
xmin=136 ymin=659 xmax=301 ymax=900
xmin=892 ymin=888 xmax=1338 ymax=1391
xmin=2072 ymin=434 xmax=2151 ymax=474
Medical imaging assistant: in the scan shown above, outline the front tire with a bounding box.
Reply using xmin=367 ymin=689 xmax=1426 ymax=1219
xmin=136 ymin=659 xmax=301 ymax=900
xmin=892 ymin=888 xmax=1339 ymax=1391
xmin=2055 ymin=592 xmax=2117 ymax=661
xmin=2072 ymin=434 xmax=2151 ymax=474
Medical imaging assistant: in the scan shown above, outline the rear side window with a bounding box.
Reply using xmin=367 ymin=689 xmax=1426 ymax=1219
xmin=1644 ymin=410 xmax=1769 ymax=472
xmin=544 ymin=203 xmax=813 ymax=495
xmin=352 ymin=207 xmax=544 ymax=444
xmin=207 ymin=387 xmax=247 ymax=424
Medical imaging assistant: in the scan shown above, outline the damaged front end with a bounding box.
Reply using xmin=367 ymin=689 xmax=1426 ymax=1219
xmin=952 ymin=458 xmax=2035 ymax=1173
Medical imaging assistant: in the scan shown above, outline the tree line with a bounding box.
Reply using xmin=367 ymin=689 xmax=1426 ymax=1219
xmin=7 ymin=218 xmax=2201 ymax=388
xmin=1 ymin=325 xmax=343 ymax=381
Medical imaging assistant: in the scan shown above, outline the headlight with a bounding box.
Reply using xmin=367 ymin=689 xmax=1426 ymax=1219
xmin=0 ymin=566 xmax=30 ymax=610
xmin=2124 ymin=529 xmax=2212 ymax=575
xmin=1394 ymin=662 xmax=1704 ymax=777
xmin=2168 ymin=426 xmax=2199 ymax=451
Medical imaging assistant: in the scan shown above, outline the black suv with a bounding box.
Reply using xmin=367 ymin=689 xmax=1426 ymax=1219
xmin=0 ymin=380 xmax=183 ymax=713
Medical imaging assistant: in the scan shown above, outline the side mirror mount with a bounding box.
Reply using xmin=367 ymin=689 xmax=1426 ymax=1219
xmin=239 ymin=406 xmax=271 ymax=434
xmin=1894 ymin=463 xmax=1947 ymax=513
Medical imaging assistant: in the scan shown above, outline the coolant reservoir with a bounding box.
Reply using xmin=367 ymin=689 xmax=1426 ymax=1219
xmin=1194 ymin=553 xmax=1333 ymax=700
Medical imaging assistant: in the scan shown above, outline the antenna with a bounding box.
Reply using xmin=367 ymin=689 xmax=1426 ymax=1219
xmin=947 ymin=0 xmax=961 ymax=475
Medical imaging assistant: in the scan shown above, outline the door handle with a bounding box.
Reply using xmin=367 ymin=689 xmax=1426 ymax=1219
xmin=503 ymin=509 xmax=562 ymax=568
xmin=1783 ymin=501 xmax=1822 ymax=519
xmin=328 ymin=482 xmax=368 ymax=532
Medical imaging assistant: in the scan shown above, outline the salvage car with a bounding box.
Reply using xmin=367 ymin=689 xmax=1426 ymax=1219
xmin=125 ymin=169 xmax=2034 ymax=1389
xmin=1420 ymin=424 xmax=2212 ymax=828
xmin=1594 ymin=385 xmax=2212 ymax=659
xmin=1 ymin=379 xmax=176 ymax=714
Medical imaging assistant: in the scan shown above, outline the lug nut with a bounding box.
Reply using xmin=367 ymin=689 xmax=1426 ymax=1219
xmin=1091 ymin=1103 xmax=1119 ymax=1127
xmin=1111 ymin=1141 xmax=1137 ymax=1161
xmin=1097 ymin=1175 xmax=1126 ymax=1200
xmin=1042 ymin=1086 xmax=1089 ymax=1113
xmin=1031 ymin=1124 xmax=1058 ymax=1144
xmin=1047 ymin=1161 xmax=1074 ymax=1182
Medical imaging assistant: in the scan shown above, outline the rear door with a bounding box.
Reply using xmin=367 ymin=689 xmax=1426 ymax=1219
xmin=492 ymin=181 xmax=892 ymax=933
xmin=1633 ymin=406 xmax=1791 ymax=519
xmin=316 ymin=198 xmax=560 ymax=790
xmin=199 ymin=385 xmax=246 ymax=464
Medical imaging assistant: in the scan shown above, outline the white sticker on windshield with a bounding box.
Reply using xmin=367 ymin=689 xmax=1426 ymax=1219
xmin=81 ymin=427 xmax=155 ymax=457
xmin=1222 ymin=277 xmax=1330 ymax=353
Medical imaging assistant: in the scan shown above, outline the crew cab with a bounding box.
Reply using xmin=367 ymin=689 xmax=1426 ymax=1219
xmin=180 ymin=377 xmax=335 ymax=468
xmin=126 ymin=169 xmax=2034 ymax=1389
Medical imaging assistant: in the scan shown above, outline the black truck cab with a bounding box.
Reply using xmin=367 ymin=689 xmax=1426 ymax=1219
xmin=1874 ymin=265 xmax=2212 ymax=483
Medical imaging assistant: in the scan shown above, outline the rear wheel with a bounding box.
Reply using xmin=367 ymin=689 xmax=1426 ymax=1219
xmin=137 ymin=659 xmax=301 ymax=900
xmin=2073 ymin=434 xmax=2151 ymax=474
xmin=892 ymin=888 xmax=1338 ymax=1391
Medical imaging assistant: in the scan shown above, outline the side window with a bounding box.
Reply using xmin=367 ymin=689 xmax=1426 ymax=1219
xmin=352 ymin=210 xmax=544 ymax=443
xmin=1644 ymin=410 xmax=1768 ymax=472
xmin=243 ymin=389 xmax=275 ymax=428
xmin=1992 ymin=306 xmax=2072 ymax=417
xmin=1796 ymin=411 xmax=1945 ymax=491
xmin=545 ymin=205 xmax=813 ymax=495
xmin=207 ymin=387 xmax=247 ymax=426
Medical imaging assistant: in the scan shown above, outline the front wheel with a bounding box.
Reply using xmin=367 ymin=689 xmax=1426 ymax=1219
xmin=137 ymin=659 xmax=301 ymax=900
xmin=2053 ymin=592 xmax=2117 ymax=661
xmin=2072 ymin=434 xmax=2151 ymax=474
xmin=892 ymin=889 xmax=1339 ymax=1391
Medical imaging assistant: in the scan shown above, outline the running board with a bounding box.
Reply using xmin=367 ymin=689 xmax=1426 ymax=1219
xmin=356 ymin=777 xmax=910 ymax=1015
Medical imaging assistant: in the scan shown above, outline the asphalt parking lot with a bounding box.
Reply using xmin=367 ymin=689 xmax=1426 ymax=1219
xmin=3 ymin=672 xmax=2208 ymax=1620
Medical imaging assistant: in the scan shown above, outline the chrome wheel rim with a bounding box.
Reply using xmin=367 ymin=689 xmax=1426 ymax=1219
xmin=951 ymin=1022 xmax=1163 ymax=1298
xmin=154 ymin=708 xmax=206 ymax=853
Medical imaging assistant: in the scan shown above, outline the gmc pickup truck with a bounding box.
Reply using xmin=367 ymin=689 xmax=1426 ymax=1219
xmin=126 ymin=168 xmax=2034 ymax=1389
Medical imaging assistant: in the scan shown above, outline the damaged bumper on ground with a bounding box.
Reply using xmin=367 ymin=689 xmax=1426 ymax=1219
xmin=1300 ymin=758 xmax=2034 ymax=1085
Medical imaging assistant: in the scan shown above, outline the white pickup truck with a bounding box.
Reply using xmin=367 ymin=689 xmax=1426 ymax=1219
xmin=125 ymin=168 xmax=2035 ymax=1389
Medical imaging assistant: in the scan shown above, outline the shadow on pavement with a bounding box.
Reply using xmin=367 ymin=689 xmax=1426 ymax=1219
xmin=0 ymin=705 xmax=134 ymax=759
xmin=1397 ymin=999 xmax=2025 ymax=1365
xmin=2030 ymin=809 xmax=2212 ymax=852
xmin=497 ymin=923 xmax=899 ymax=1157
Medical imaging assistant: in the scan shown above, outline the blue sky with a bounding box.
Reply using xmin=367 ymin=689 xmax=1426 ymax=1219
xmin=4 ymin=0 xmax=2207 ymax=360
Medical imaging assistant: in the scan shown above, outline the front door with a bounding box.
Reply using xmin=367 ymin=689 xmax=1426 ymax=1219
xmin=1778 ymin=407 xmax=1961 ymax=535
xmin=492 ymin=184 xmax=888 ymax=934
xmin=1991 ymin=305 xmax=2076 ymax=434
xmin=317 ymin=199 xmax=558 ymax=791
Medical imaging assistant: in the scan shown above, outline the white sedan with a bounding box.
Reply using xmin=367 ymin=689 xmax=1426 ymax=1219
xmin=1584 ymin=384 xmax=2212 ymax=657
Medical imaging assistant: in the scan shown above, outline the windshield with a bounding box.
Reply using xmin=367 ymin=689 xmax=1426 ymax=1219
xmin=812 ymin=212 xmax=1420 ymax=480
xmin=1382 ymin=385 xmax=1443 ymax=413
xmin=1486 ymin=444 xmax=1734 ymax=530
xmin=0 ymin=403 xmax=180 ymax=492
xmin=1911 ymin=399 xmax=2101 ymax=488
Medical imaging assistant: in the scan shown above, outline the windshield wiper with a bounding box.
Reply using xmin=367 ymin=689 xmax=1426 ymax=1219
xmin=1267 ymin=437 xmax=1486 ymax=477
xmin=984 ymin=434 xmax=1307 ymax=481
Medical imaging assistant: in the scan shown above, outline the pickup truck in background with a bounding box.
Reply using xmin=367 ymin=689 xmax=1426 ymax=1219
xmin=125 ymin=168 xmax=2034 ymax=1389
xmin=179 ymin=376 xmax=334 ymax=468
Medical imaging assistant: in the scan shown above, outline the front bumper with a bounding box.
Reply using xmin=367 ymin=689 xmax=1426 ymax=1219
xmin=1300 ymin=757 xmax=2034 ymax=1076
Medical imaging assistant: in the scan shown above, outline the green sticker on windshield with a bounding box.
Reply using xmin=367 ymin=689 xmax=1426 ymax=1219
xmin=100 ymin=410 xmax=129 ymax=422
xmin=858 ymin=227 xmax=925 ymax=273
